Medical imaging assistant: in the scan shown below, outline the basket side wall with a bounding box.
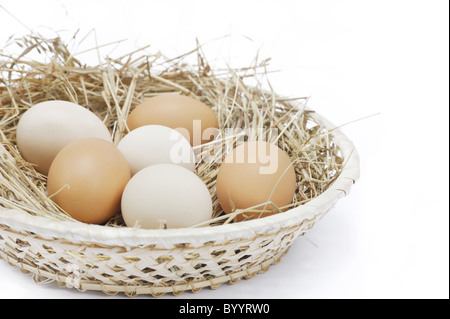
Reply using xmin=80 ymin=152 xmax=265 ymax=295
xmin=0 ymin=216 xmax=318 ymax=296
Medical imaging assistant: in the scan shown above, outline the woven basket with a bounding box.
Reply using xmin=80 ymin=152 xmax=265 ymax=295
xmin=0 ymin=108 xmax=359 ymax=297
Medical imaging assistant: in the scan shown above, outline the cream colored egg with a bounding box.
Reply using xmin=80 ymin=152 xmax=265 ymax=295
xmin=118 ymin=125 xmax=195 ymax=175
xmin=16 ymin=100 xmax=112 ymax=175
xmin=121 ymin=164 xmax=212 ymax=229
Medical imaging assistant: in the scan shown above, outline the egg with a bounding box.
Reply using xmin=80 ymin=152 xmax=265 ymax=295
xmin=216 ymin=141 xmax=297 ymax=222
xmin=118 ymin=125 xmax=195 ymax=175
xmin=16 ymin=100 xmax=112 ymax=175
xmin=47 ymin=138 xmax=131 ymax=224
xmin=121 ymin=164 xmax=212 ymax=229
xmin=126 ymin=94 xmax=219 ymax=146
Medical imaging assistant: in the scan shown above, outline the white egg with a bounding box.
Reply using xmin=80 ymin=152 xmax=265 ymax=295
xmin=16 ymin=100 xmax=112 ymax=175
xmin=118 ymin=125 xmax=195 ymax=175
xmin=121 ymin=164 xmax=212 ymax=229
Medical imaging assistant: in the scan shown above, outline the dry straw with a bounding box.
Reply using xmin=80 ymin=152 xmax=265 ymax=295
xmin=0 ymin=34 xmax=359 ymax=296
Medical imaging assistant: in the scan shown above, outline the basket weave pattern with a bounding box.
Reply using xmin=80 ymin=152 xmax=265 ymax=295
xmin=0 ymin=212 xmax=316 ymax=296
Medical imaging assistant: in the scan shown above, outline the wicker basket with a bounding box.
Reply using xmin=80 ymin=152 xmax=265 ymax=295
xmin=0 ymin=109 xmax=359 ymax=297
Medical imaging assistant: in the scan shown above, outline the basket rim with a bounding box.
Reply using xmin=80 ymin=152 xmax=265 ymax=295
xmin=0 ymin=111 xmax=360 ymax=248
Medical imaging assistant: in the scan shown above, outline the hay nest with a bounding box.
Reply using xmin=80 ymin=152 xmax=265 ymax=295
xmin=0 ymin=34 xmax=344 ymax=227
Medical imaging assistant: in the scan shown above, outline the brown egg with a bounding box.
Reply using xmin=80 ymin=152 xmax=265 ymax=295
xmin=126 ymin=94 xmax=219 ymax=146
xmin=47 ymin=138 xmax=131 ymax=224
xmin=216 ymin=141 xmax=297 ymax=222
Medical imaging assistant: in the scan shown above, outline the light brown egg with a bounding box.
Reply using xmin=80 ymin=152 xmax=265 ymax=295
xmin=47 ymin=138 xmax=131 ymax=224
xmin=216 ymin=141 xmax=297 ymax=222
xmin=126 ymin=94 xmax=219 ymax=146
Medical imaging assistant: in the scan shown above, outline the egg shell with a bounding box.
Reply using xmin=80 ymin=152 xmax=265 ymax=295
xmin=126 ymin=94 xmax=219 ymax=146
xmin=121 ymin=164 xmax=213 ymax=229
xmin=117 ymin=125 xmax=195 ymax=175
xmin=16 ymin=100 xmax=112 ymax=175
xmin=47 ymin=138 xmax=131 ymax=224
xmin=215 ymin=141 xmax=297 ymax=222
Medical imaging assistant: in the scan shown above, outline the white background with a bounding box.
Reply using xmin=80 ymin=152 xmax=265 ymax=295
xmin=0 ymin=0 xmax=448 ymax=299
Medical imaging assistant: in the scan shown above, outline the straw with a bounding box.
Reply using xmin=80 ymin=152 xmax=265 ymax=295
xmin=0 ymin=33 xmax=344 ymax=227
